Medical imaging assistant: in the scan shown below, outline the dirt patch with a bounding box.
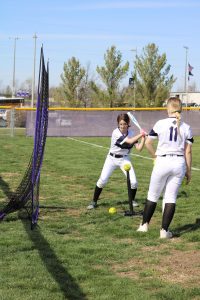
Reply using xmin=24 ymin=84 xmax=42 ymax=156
xmin=112 ymin=244 xmax=200 ymax=287
xmin=1 ymin=172 xmax=21 ymax=177
xmin=62 ymin=207 xmax=85 ymax=216
xmin=40 ymin=207 xmax=85 ymax=218
xmin=153 ymin=249 xmax=200 ymax=286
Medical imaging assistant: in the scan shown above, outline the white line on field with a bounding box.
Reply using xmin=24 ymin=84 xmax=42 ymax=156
xmin=192 ymin=167 xmax=200 ymax=171
xmin=67 ymin=137 xmax=105 ymax=148
xmin=67 ymin=137 xmax=200 ymax=171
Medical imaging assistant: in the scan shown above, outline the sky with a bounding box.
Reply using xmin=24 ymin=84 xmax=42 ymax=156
xmin=1 ymin=0 xmax=200 ymax=93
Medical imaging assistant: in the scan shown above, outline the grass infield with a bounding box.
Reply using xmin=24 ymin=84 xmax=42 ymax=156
xmin=0 ymin=135 xmax=200 ymax=300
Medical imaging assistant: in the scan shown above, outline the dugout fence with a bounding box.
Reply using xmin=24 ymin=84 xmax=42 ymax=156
xmin=1 ymin=107 xmax=200 ymax=137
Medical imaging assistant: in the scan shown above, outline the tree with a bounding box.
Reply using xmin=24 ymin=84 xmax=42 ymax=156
xmin=49 ymin=86 xmax=65 ymax=106
xmin=4 ymin=85 xmax=12 ymax=97
xmin=20 ymin=78 xmax=32 ymax=93
xmin=61 ymin=57 xmax=86 ymax=107
xmin=134 ymin=43 xmax=175 ymax=107
xmin=96 ymin=45 xmax=129 ymax=107
xmin=188 ymin=81 xmax=197 ymax=92
xmin=89 ymin=80 xmax=110 ymax=107
xmin=76 ymin=63 xmax=94 ymax=107
xmin=19 ymin=78 xmax=32 ymax=104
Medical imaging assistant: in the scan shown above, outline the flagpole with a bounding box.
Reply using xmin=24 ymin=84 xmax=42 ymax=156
xmin=130 ymin=48 xmax=137 ymax=108
xmin=183 ymin=46 xmax=189 ymax=107
xmin=183 ymin=46 xmax=188 ymax=92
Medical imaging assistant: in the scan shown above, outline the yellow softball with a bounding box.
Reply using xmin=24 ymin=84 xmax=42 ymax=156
xmin=108 ymin=207 xmax=117 ymax=214
xmin=124 ymin=164 xmax=131 ymax=172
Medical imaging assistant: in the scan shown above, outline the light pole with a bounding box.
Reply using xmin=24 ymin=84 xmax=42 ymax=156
xmin=31 ymin=33 xmax=37 ymax=107
xmin=10 ymin=37 xmax=19 ymax=97
xmin=131 ymin=48 xmax=137 ymax=108
xmin=184 ymin=46 xmax=189 ymax=93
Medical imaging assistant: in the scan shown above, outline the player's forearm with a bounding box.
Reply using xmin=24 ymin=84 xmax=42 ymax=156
xmin=185 ymin=154 xmax=192 ymax=183
xmin=186 ymin=154 xmax=192 ymax=172
xmin=184 ymin=144 xmax=192 ymax=183
xmin=145 ymin=138 xmax=156 ymax=158
xmin=136 ymin=137 xmax=145 ymax=152
xmin=185 ymin=147 xmax=192 ymax=173
xmin=125 ymin=133 xmax=144 ymax=145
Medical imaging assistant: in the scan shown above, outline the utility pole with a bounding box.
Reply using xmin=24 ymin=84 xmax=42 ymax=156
xmin=130 ymin=48 xmax=137 ymax=108
xmin=10 ymin=37 xmax=19 ymax=97
xmin=31 ymin=33 xmax=37 ymax=107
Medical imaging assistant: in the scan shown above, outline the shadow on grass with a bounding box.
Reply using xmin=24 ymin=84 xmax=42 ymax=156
xmin=0 ymin=176 xmax=87 ymax=299
xmin=39 ymin=205 xmax=68 ymax=209
xmin=21 ymin=218 xmax=87 ymax=299
xmin=0 ymin=175 xmax=14 ymax=211
xmin=177 ymin=190 xmax=188 ymax=198
xmin=0 ymin=175 xmax=13 ymax=198
xmin=174 ymin=219 xmax=200 ymax=237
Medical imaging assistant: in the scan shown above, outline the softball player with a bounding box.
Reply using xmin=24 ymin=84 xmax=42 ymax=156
xmin=87 ymin=113 xmax=146 ymax=209
xmin=137 ymin=97 xmax=194 ymax=238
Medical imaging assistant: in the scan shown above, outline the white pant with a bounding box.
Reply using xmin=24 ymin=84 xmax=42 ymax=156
xmin=148 ymin=156 xmax=186 ymax=204
xmin=97 ymin=154 xmax=138 ymax=189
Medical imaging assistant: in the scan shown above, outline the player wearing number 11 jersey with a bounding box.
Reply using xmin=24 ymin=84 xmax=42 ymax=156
xmin=137 ymin=97 xmax=194 ymax=238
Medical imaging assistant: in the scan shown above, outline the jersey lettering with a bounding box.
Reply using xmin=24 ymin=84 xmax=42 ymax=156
xmin=169 ymin=127 xmax=178 ymax=142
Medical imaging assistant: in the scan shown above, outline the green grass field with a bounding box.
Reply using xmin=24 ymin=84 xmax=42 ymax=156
xmin=0 ymin=134 xmax=200 ymax=300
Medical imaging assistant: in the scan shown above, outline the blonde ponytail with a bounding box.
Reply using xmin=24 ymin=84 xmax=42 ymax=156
xmin=167 ymin=97 xmax=182 ymax=141
xmin=174 ymin=111 xmax=182 ymax=141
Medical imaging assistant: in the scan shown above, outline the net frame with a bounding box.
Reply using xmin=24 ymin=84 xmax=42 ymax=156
xmin=31 ymin=47 xmax=49 ymax=228
xmin=0 ymin=47 xmax=49 ymax=229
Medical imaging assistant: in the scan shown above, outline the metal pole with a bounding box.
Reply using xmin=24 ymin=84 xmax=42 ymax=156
xmin=10 ymin=37 xmax=19 ymax=97
xmin=31 ymin=33 xmax=37 ymax=107
xmin=131 ymin=48 xmax=137 ymax=108
xmin=184 ymin=46 xmax=188 ymax=93
xmin=183 ymin=46 xmax=189 ymax=107
xmin=10 ymin=108 xmax=15 ymax=137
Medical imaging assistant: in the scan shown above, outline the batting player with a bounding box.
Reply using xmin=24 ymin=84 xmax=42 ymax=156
xmin=137 ymin=97 xmax=194 ymax=238
xmin=87 ymin=113 xmax=146 ymax=209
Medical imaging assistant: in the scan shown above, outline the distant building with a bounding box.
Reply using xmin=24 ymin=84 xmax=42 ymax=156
xmin=170 ymin=92 xmax=200 ymax=106
xmin=0 ymin=97 xmax=25 ymax=107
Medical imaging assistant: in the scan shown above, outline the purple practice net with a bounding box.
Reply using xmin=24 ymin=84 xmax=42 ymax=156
xmin=0 ymin=47 xmax=49 ymax=229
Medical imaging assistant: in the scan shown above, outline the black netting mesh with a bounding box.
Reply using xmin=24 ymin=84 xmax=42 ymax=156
xmin=0 ymin=47 xmax=49 ymax=228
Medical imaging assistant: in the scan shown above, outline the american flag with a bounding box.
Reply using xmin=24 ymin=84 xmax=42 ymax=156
xmin=188 ymin=63 xmax=194 ymax=76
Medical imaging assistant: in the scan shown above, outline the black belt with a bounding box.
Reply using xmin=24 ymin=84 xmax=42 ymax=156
xmin=161 ymin=154 xmax=184 ymax=157
xmin=110 ymin=153 xmax=126 ymax=158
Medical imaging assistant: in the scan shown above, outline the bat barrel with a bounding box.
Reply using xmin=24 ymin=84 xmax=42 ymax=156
xmin=127 ymin=112 xmax=141 ymax=130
